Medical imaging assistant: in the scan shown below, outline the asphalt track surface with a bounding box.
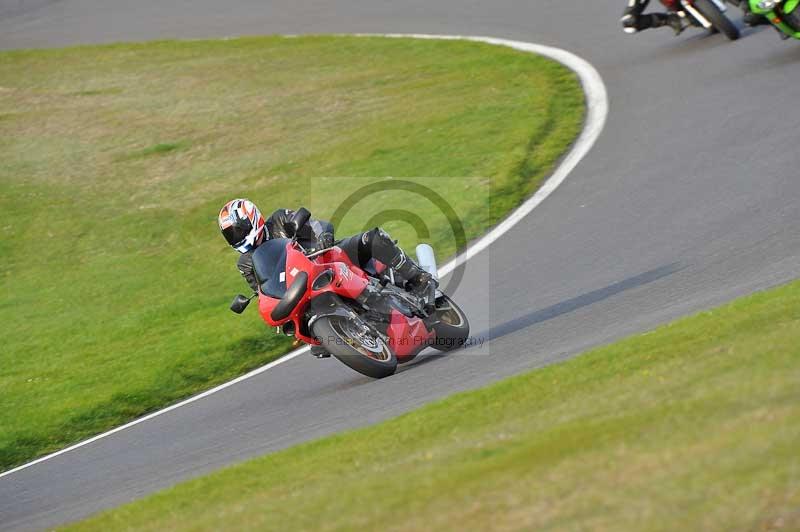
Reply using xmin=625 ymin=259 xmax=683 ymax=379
xmin=2 ymin=1 xmax=799 ymax=529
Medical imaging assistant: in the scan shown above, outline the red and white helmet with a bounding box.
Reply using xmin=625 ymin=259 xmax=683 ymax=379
xmin=218 ymin=199 xmax=266 ymax=253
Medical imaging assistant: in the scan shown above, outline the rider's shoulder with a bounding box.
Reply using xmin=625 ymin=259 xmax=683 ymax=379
xmin=267 ymin=208 xmax=294 ymax=221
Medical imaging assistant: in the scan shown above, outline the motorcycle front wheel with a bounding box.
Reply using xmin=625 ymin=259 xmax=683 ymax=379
xmin=312 ymin=315 xmax=398 ymax=379
xmin=694 ymin=0 xmax=741 ymax=40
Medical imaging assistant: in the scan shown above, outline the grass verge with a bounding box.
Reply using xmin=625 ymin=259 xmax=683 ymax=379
xmin=0 ymin=35 xmax=584 ymax=470
xmin=66 ymin=279 xmax=800 ymax=531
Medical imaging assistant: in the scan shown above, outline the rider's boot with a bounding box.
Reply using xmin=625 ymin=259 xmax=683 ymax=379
xmin=363 ymin=228 xmax=437 ymax=298
xmin=392 ymin=250 xmax=436 ymax=298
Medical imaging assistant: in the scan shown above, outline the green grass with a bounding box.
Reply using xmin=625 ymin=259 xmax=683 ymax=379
xmin=119 ymin=141 xmax=191 ymax=160
xmin=0 ymin=35 xmax=584 ymax=470
xmin=66 ymin=279 xmax=800 ymax=532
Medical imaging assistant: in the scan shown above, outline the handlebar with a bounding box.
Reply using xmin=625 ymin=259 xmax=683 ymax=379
xmin=302 ymin=238 xmax=343 ymax=258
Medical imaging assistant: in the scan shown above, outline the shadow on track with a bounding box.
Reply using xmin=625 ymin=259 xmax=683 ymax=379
xmin=312 ymin=262 xmax=685 ymax=380
xmin=622 ymin=17 xmax=776 ymax=66
xmin=476 ymin=261 xmax=684 ymax=344
xmin=400 ymin=261 xmax=686 ymax=374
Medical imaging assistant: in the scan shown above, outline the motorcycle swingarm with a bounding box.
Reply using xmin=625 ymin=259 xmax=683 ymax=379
xmin=306 ymin=292 xmax=361 ymax=331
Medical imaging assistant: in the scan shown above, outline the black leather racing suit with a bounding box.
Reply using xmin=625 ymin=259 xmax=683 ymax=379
xmin=236 ymin=209 xmax=413 ymax=293
xmin=621 ymin=0 xmax=675 ymax=32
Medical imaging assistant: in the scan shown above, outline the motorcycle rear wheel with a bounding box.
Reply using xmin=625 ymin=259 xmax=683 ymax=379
xmin=694 ymin=0 xmax=741 ymax=40
xmin=312 ymin=315 xmax=398 ymax=378
xmin=430 ymin=294 xmax=471 ymax=352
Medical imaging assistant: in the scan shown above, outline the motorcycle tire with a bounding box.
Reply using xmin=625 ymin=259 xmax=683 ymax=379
xmin=430 ymin=294 xmax=471 ymax=352
xmin=312 ymin=315 xmax=397 ymax=378
xmin=694 ymin=0 xmax=741 ymax=40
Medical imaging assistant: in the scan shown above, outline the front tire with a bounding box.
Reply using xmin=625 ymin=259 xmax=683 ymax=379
xmin=312 ymin=316 xmax=397 ymax=378
xmin=694 ymin=0 xmax=741 ymax=40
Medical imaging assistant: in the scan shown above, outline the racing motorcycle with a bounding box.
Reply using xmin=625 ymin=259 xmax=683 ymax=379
xmin=229 ymin=208 xmax=470 ymax=379
xmin=660 ymin=0 xmax=741 ymax=39
xmin=746 ymin=0 xmax=800 ymax=39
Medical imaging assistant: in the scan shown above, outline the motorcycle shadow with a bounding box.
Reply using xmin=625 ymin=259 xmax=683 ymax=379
xmin=471 ymin=262 xmax=685 ymax=356
xmin=311 ymin=261 xmax=685 ymax=383
xmin=641 ymin=25 xmax=750 ymax=61
xmin=397 ymin=262 xmax=685 ymax=376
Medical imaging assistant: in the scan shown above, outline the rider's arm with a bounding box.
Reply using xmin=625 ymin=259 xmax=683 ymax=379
xmin=266 ymin=209 xmax=294 ymax=239
xmin=269 ymin=207 xmax=334 ymax=250
xmin=237 ymin=252 xmax=259 ymax=292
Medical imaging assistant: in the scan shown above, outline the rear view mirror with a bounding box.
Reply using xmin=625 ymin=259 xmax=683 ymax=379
xmin=287 ymin=207 xmax=311 ymax=238
xmin=230 ymin=294 xmax=253 ymax=314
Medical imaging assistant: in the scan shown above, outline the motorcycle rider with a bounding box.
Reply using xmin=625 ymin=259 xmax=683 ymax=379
xmin=620 ymin=0 xmax=686 ymax=34
xmin=218 ymin=199 xmax=435 ymax=355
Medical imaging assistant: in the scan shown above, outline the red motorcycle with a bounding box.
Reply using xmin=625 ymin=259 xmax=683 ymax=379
xmin=230 ymin=208 xmax=470 ymax=379
xmin=661 ymin=0 xmax=741 ymax=39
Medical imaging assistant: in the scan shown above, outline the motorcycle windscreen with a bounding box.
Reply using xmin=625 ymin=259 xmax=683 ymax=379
xmin=252 ymin=238 xmax=290 ymax=298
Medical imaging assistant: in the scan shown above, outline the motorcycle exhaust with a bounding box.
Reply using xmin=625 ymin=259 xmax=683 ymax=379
xmin=415 ymin=244 xmax=439 ymax=281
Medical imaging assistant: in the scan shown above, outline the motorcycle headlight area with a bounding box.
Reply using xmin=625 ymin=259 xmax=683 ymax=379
xmin=312 ymin=270 xmax=335 ymax=290
xmin=757 ymin=0 xmax=780 ymax=9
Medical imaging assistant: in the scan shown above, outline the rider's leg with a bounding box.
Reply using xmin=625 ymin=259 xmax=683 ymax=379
xmin=343 ymin=228 xmax=434 ymax=295
xmin=621 ymin=0 xmax=685 ymax=34
xmin=636 ymin=12 xmax=685 ymax=33
xmin=621 ymin=0 xmax=649 ymax=33
xmin=337 ymin=234 xmax=364 ymax=267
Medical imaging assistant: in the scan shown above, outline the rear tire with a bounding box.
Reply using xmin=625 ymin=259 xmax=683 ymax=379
xmin=312 ymin=316 xmax=397 ymax=378
xmin=430 ymin=294 xmax=470 ymax=352
xmin=694 ymin=0 xmax=741 ymax=40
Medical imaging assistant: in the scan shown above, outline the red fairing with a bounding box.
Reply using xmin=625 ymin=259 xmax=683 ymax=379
xmin=257 ymin=246 xmax=317 ymax=326
xmin=386 ymin=309 xmax=434 ymax=362
xmin=306 ymin=246 xmax=369 ymax=300
xmin=257 ymin=244 xmax=369 ymax=344
xmin=659 ymin=0 xmax=684 ymax=9
xmin=256 ymin=248 xmax=318 ymax=345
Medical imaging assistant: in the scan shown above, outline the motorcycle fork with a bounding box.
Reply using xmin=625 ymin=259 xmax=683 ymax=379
xmin=680 ymin=0 xmax=713 ymax=28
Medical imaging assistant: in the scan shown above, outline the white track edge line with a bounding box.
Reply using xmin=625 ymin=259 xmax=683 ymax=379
xmin=0 ymin=34 xmax=607 ymax=481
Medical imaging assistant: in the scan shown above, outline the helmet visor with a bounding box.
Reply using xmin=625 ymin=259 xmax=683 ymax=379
xmin=222 ymin=217 xmax=253 ymax=248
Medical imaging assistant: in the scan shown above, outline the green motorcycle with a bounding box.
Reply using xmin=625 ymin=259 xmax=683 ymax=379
xmin=748 ymin=0 xmax=800 ymax=39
